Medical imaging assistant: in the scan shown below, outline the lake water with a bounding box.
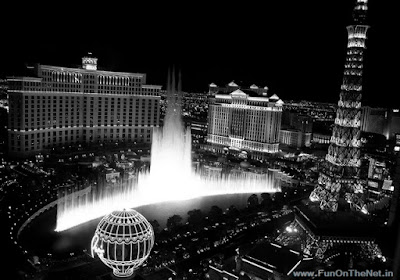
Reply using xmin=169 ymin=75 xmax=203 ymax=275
xmin=19 ymin=193 xmax=258 ymax=257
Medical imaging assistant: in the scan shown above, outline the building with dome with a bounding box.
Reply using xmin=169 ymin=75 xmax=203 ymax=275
xmin=207 ymin=81 xmax=283 ymax=160
xmin=91 ymin=209 xmax=154 ymax=278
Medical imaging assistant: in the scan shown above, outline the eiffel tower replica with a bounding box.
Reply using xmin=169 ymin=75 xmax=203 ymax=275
xmin=309 ymin=0 xmax=369 ymax=213
xmin=279 ymin=1 xmax=388 ymax=264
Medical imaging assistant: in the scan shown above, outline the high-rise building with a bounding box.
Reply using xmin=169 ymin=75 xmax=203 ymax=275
xmin=360 ymin=106 xmax=387 ymax=136
xmin=279 ymin=129 xmax=311 ymax=148
xmin=387 ymin=109 xmax=400 ymax=140
xmin=360 ymin=106 xmax=400 ymax=140
xmin=7 ymin=54 xmax=161 ymax=157
xmin=310 ymin=0 xmax=369 ymax=212
xmin=281 ymin=111 xmax=313 ymax=133
xmin=280 ymin=112 xmax=312 ymax=148
xmin=206 ymin=82 xmax=283 ymax=160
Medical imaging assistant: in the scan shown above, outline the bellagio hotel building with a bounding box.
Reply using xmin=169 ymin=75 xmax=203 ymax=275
xmin=7 ymin=55 xmax=161 ymax=157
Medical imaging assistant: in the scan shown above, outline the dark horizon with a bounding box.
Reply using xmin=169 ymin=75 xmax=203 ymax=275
xmin=0 ymin=1 xmax=395 ymax=108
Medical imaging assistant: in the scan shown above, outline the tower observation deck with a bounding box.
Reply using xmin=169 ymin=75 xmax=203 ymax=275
xmin=310 ymin=0 xmax=370 ymax=213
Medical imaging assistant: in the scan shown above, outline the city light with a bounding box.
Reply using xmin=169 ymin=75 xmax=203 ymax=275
xmin=1 ymin=0 xmax=396 ymax=278
xmin=286 ymin=225 xmax=298 ymax=233
xmin=55 ymin=75 xmax=280 ymax=232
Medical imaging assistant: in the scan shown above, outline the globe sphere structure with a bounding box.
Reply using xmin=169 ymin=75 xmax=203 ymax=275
xmin=91 ymin=209 xmax=154 ymax=278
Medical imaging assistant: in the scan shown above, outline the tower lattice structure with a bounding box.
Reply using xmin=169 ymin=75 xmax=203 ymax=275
xmin=310 ymin=0 xmax=369 ymax=212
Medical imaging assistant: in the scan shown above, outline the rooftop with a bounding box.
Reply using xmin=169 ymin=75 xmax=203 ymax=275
xmin=141 ymin=268 xmax=176 ymax=280
xmin=243 ymin=242 xmax=302 ymax=275
xmin=294 ymin=202 xmax=381 ymax=239
xmin=216 ymin=88 xmax=268 ymax=98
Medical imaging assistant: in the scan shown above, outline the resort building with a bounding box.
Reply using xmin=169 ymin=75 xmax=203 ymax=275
xmin=7 ymin=54 xmax=161 ymax=157
xmin=206 ymin=82 xmax=283 ymax=160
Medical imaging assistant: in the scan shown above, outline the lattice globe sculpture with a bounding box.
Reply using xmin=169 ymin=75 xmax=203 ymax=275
xmin=91 ymin=209 xmax=154 ymax=278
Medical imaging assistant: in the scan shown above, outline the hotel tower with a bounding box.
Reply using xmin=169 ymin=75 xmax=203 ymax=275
xmin=7 ymin=54 xmax=161 ymax=157
xmin=207 ymin=82 xmax=283 ymax=160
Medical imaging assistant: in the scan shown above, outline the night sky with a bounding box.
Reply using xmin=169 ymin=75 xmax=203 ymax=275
xmin=0 ymin=1 xmax=395 ymax=107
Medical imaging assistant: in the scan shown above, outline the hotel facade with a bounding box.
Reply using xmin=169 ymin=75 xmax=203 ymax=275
xmin=7 ymin=55 xmax=161 ymax=157
xmin=206 ymin=82 xmax=283 ymax=160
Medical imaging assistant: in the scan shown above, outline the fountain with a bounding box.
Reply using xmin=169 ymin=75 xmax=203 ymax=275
xmin=55 ymin=70 xmax=280 ymax=232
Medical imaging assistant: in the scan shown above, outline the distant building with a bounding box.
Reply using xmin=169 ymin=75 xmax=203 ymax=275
xmin=312 ymin=133 xmax=330 ymax=144
xmin=360 ymin=106 xmax=387 ymax=136
xmin=363 ymin=154 xmax=394 ymax=208
xmin=189 ymin=119 xmax=208 ymax=145
xmin=280 ymin=129 xmax=311 ymax=148
xmin=7 ymin=54 xmax=161 ymax=157
xmin=360 ymin=131 xmax=386 ymax=152
xmin=281 ymin=111 xmax=313 ymax=133
xmin=387 ymin=109 xmax=400 ymax=140
xmin=394 ymin=133 xmax=400 ymax=152
xmin=361 ymin=106 xmax=400 ymax=140
xmin=207 ymin=82 xmax=283 ymax=160
xmin=280 ymin=111 xmax=312 ymax=148
xmin=0 ymin=79 xmax=8 ymax=94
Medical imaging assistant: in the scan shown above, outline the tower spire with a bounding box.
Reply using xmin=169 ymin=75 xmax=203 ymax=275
xmin=353 ymin=0 xmax=368 ymax=24
xmin=309 ymin=0 xmax=370 ymax=213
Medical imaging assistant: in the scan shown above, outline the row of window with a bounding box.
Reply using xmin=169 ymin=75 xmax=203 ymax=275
xmin=23 ymin=95 xmax=159 ymax=104
xmin=15 ymin=82 xmax=158 ymax=96
xmin=10 ymin=127 xmax=153 ymax=151
xmin=41 ymin=70 xmax=144 ymax=86
xmin=10 ymin=136 xmax=152 ymax=152
xmin=9 ymin=95 xmax=159 ymax=130
xmin=11 ymin=127 xmax=151 ymax=139
xmin=209 ymin=106 xmax=281 ymax=143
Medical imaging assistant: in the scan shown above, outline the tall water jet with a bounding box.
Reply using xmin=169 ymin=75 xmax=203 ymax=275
xmin=139 ymin=68 xmax=201 ymax=202
xmin=55 ymin=69 xmax=281 ymax=232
